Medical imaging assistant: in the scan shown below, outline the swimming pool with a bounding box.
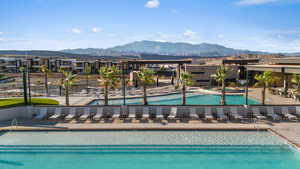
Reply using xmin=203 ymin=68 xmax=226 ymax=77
xmin=0 ymin=131 xmax=299 ymax=169
xmin=89 ymin=93 xmax=259 ymax=105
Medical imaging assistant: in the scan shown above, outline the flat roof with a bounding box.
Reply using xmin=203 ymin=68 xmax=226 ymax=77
xmin=122 ymin=60 xmax=192 ymax=64
xmin=246 ymin=64 xmax=300 ymax=74
xmin=223 ymin=59 xmax=259 ymax=65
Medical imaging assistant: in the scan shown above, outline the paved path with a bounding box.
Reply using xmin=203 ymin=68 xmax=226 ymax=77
xmin=248 ymin=88 xmax=299 ymax=104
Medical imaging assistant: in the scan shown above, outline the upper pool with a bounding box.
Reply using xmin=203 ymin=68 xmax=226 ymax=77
xmin=0 ymin=131 xmax=299 ymax=169
xmin=89 ymin=93 xmax=259 ymax=105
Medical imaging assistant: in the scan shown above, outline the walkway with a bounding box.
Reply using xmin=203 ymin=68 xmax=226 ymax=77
xmin=248 ymin=88 xmax=299 ymax=104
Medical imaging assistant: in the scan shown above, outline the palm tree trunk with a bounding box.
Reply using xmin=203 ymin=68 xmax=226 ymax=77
xmin=182 ymin=84 xmax=186 ymax=105
xmin=65 ymin=86 xmax=69 ymax=106
xmin=221 ymin=80 xmax=226 ymax=105
xmin=86 ymin=74 xmax=89 ymax=94
xmin=104 ymin=84 xmax=108 ymax=105
xmin=143 ymin=84 xmax=148 ymax=105
xmin=262 ymin=84 xmax=266 ymax=105
xmin=45 ymin=73 xmax=49 ymax=97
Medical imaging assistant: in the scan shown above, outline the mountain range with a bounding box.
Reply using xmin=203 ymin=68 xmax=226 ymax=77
xmin=0 ymin=40 xmax=298 ymax=59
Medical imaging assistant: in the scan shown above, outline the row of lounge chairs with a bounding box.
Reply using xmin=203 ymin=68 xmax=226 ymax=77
xmin=33 ymin=106 xmax=300 ymax=122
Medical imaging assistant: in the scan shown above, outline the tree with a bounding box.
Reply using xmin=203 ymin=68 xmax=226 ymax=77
xmin=19 ymin=66 xmax=28 ymax=105
xmin=211 ymin=65 xmax=229 ymax=105
xmin=179 ymin=72 xmax=193 ymax=105
xmin=98 ymin=66 xmax=121 ymax=105
xmin=254 ymin=71 xmax=274 ymax=105
xmin=292 ymin=74 xmax=300 ymax=92
xmin=137 ymin=67 xmax=155 ymax=105
xmin=84 ymin=65 xmax=92 ymax=94
xmin=41 ymin=64 xmax=50 ymax=97
xmin=60 ymin=70 xmax=77 ymax=106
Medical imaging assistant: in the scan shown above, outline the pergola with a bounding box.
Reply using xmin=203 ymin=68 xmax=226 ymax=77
xmin=119 ymin=59 xmax=192 ymax=105
xmin=245 ymin=64 xmax=300 ymax=104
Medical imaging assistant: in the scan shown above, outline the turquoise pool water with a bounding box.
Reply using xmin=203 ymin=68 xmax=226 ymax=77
xmin=89 ymin=93 xmax=259 ymax=105
xmin=0 ymin=131 xmax=299 ymax=169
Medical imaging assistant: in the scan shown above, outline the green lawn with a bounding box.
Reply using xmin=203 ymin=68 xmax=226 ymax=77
xmin=0 ymin=98 xmax=59 ymax=108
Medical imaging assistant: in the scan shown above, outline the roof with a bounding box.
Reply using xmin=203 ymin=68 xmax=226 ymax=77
xmin=246 ymin=64 xmax=300 ymax=74
xmin=122 ymin=60 xmax=192 ymax=65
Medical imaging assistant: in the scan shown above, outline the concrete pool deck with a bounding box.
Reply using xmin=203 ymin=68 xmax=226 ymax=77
xmin=1 ymin=120 xmax=300 ymax=149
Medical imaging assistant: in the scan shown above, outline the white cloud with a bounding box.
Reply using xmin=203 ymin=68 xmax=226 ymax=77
xmin=0 ymin=32 xmax=3 ymax=35
xmin=170 ymin=9 xmax=178 ymax=14
xmin=217 ymin=34 xmax=225 ymax=38
xmin=0 ymin=38 xmax=5 ymax=42
xmin=183 ymin=30 xmax=197 ymax=39
xmin=91 ymin=27 xmax=103 ymax=33
xmin=145 ymin=0 xmax=160 ymax=8
xmin=71 ymin=28 xmax=81 ymax=34
xmin=236 ymin=0 xmax=280 ymax=6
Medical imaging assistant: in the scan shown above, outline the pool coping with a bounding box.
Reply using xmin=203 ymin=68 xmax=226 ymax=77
xmin=268 ymin=128 xmax=300 ymax=150
xmin=1 ymin=127 xmax=299 ymax=150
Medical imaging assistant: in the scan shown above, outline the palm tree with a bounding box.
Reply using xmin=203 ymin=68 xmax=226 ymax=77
xmin=179 ymin=72 xmax=193 ymax=105
xmin=98 ymin=66 xmax=120 ymax=105
xmin=84 ymin=65 xmax=92 ymax=94
xmin=61 ymin=70 xmax=77 ymax=106
xmin=254 ymin=71 xmax=274 ymax=105
xmin=41 ymin=64 xmax=50 ymax=97
xmin=292 ymin=74 xmax=300 ymax=92
xmin=19 ymin=66 xmax=28 ymax=105
xmin=137 ymin=67 xmax=155 ymax=105
xmin=211 ymin=65 xmax=229 ymax=105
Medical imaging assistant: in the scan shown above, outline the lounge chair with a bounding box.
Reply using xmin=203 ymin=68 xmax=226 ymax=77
xmin=280 ymin=107 xmax=297 ymax=121
xmin=295 ymin=107 xmax=300 ymax=117
xmin=93 ymin=107 xmax=103 ymax=121
xmin=216 ymin=107 xmax=228 ymax=121
xmin=112 ymin=107 xmax=121 ymax=119
xmin=49 ymin=107 xmax=62 ymax=120
xmin=229 ymin=107 xmax=243 ymax=120
xmin=189 ymin=107 xmax=199 ymax=120
xmin=168 ymin=107 xmax=177 ymax=120
xmin=34 ymin=107 xmax=48 ymax=120
xmin=65 ymin=107 xmax=77 ymax=121
xmin=204 ymin=107 xmax=213 ymax=121
xmin=142 ymin=107 xmax=149 ymax=120
xmin=156 ymin=107 xmax=164 ymax=120
xmin=252 ymin=107 xmax=266 ymax=120
xmin=266 ymin=107 xmax=281 ymax=121
xmin=79 ymin=107 xmax=90 ymax=121
xmin=128 ymin=107 xmax=136 ymax=119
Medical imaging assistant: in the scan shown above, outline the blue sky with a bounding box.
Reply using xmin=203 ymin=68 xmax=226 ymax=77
xmin=0 ymin=0 xmax=300 ymax=52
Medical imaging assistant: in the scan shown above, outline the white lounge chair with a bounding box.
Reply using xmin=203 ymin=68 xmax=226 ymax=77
xmin=65 ymin=107 xmax=77 ymax=121
xmin=34 ymin=107 xmax=48 ymax=120
xmin=128 ymin=107 xmax=136 ymax=119
xmin=79 ymin=107 xmax=90 ymax=121
xmin=252 ymin=107 xmax=266 ymax=120
xmin=281 ymin=107 xmax=297 ymax=121
xmin=230 ymin=107 xmax=243 ymax=120
xmin=189 ymin=107 xmax=199 ymax=119
xmin=156 ymin=107 xmax=164 ymax=120
xmin=112 ymin=107 xmax=121 ymax=119
xmin=49 ymin=107 xmax=62 ymax=120
xmin=216 ymin=107 xmax=228 ymax=121
xmin=168 ymin=107 xmax=177 ymax=120
xmin=266 ymin=107 xmax=281 ymax=121
xmin=142 ymin=107 xmax=149 ymax=119
xmin=295 ymin=107 xmax=300 ymax=117
xmin=204 ymin=107 xmax=213 ymax=121
xmin=93 ymin=107 xmax=103 ymax=121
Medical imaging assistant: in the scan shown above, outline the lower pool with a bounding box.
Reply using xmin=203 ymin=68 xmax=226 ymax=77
xmin=0 ymin=131 xmax=299 ymax=169
xmin=89 ymin=93 xmax=259 ymax=105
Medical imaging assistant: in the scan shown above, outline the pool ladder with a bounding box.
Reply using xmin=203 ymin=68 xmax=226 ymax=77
xmin=253 ymin=118 xmax=260 ymax=132
xmin=10 ymin=118 xmax=18 ymax=130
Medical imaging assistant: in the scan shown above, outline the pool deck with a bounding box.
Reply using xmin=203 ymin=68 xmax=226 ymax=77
xmin=1 ymin=120 xmax=300 ymax=149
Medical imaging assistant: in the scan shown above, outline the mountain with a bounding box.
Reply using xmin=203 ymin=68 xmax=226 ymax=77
xmin=0 ymin=50 xmax=113 ymax=59
xmin=106 ymin=40 xmax=267 ymax=56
